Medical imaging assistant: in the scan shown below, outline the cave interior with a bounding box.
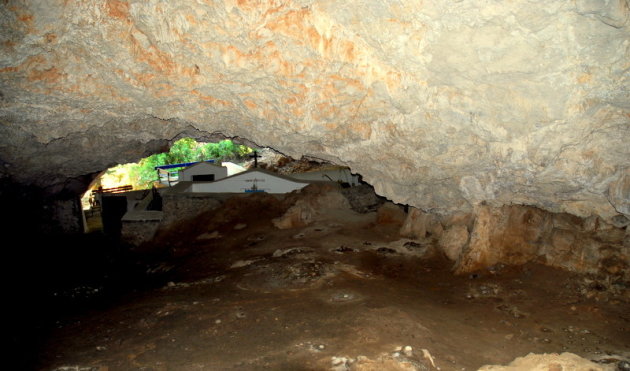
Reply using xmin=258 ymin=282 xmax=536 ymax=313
xmin=1 ymin=0 xmax=629 ymax=369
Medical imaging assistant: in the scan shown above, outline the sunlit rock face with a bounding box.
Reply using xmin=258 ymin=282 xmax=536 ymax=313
xmin=1 ymin=0 xmax=629 ymax=221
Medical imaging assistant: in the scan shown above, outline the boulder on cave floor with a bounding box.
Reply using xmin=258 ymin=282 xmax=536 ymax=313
xmin=273 ymin=182 xmax=354 ymax=229
xmin=479 ymin=352 xmax=617 ymax=371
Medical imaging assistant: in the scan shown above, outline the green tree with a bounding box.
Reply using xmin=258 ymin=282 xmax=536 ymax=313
xmin=168 ymin=138 xmax=197 ymax=164
xmin=126 ymin=138 xmax=253 ymax=189
xmin=129 ymin=152 xmax=168 ymax=188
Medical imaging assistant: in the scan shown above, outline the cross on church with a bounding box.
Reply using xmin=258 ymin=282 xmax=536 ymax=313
xmin=249 ymin=150 xmax=260 ymax=168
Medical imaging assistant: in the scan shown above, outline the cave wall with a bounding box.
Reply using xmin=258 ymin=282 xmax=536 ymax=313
xmin=0 ymin=0 xmax=629 ymax=227
xmin=401 ymin=204 xmax=630 ymax=284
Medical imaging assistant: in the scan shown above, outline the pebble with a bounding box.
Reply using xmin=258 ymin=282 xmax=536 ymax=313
xmin=403 ymin=345 xmax=413 ymax=357
xmin=331 ymin=356 xmax=352 ymax=369
xmin=331 ymin=357 xmax=345 ymax=366
xmin=618 ymin=361 xmax=630 ymax=371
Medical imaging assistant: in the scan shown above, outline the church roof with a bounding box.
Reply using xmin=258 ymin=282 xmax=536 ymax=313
xmin=180 ymin=161 xmax=225 ymax=171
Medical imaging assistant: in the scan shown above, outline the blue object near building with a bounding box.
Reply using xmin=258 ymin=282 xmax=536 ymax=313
xmin=154 ymin=160 xmax=215 ymax=170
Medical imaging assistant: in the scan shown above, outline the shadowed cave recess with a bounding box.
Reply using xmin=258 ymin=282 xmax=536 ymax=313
xmin=1 ymin=0 xmax=629 ymax=370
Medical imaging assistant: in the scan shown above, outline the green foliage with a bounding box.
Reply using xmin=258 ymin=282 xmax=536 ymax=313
xmin=198 ymin=140 xmax=251 ymax=161
xmin=129 ymin=152 xmax=168 ymax=189
xmin=127 ymin=138 xmax=252 ymax=189
xmin=168 ymin=138 xmax=197 ymax=164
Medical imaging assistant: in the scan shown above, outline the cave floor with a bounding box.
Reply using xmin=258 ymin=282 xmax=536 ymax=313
xmin=37 ymin=209 xmax=629 ymax=371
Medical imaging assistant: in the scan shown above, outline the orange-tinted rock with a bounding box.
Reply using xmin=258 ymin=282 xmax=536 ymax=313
xmin=455 ymin=205 xmax=552 ymax=273
xmin=453 ymin=204 xmax=629 ymax=280
xmin=399 ymin=207 xmax=429 ymax=238
xmin=438 ymin=224 xmax=469 ymax=261
xmin=273 ymin=183 xmax=350 ymax=229
xmin=376 ymin=203 xmax=406 ymax=226
xmin=479 ymin=352 xmax=611 ymax=371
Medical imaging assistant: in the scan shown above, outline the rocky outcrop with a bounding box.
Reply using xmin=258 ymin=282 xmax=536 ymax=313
xmin=273 ymin=183 xmax=350 ymax=229
xmin=448 ymin=205 xmax=629 ymax=284
xmin=608 ymin=169 xmax=630 ymax=218
xmin=0 ymin=0 xmax=628 ymax=226
xmin=455 ymin=205 xmax=552 ymax=273
xmin=438 ymin=224 xmax=469 ymax=261
xmin=479 ymin=352 xmax=616 ymax=371
xmin=375 ymin=203 xmax=406 ymax=226
xmin=341 ymin=184 xmax=384 ymax=214
xmin=400 ymin=207 xmax=443 ymax=239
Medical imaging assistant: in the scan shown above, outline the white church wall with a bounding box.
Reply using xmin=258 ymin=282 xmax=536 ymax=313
xmin=190 ymin=171 xmax=308 ymax=194
xmin=222 ymin=162 xmax=247 ymax=176
xmin=179 ymin=163 xmax=228 ymax=182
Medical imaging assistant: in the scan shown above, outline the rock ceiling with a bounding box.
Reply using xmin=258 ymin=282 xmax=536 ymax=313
xmin=0 ymin=0 xmax=629 ymax=220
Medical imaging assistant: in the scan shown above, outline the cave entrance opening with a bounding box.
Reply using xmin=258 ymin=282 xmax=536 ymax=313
xmin=79 ymin=138 xmax=254 ymax=233
xmin=78 ymin=136 xmax=369 ymax=235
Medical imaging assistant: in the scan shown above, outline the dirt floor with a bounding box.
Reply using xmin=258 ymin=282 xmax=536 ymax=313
xmin=29 ymin=194 xmax=630 ymax=371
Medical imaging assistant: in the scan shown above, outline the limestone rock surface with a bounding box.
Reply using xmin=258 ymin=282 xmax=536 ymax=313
xmin=455 ymin=205 xmax=551 ymax=273
xmin=453 ymin=204 xmax=629 ymax=281
xmin=438 ymin=224 xmax=469 ymax=261
xmin=1 ymin=0 xmax=629 ymax=221
xmin=273 ymin=183 xmax=350 ymax=229
xmin=479 ymin=352 xmax=615 ymax=371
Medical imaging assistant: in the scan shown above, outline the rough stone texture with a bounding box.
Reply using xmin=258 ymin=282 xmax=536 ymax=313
xmin=273 ymin=183 xmax=350 ymax=229
xmin=455 ymin=205 xmax=551 ymax=273
xmin=479 ymin=352 xmax=614 ymax=371
xmin=51 ymin=198 xmax=84 ymax=234
xmin=272 ymin=202 xmax=312 ymax=229
xmin=160 ymin=193 xmax=222 ymax=227
xmin=400 ymin=207 xmax=444 ymax=239
xmin=608 ymin=169 xmax=630 ymax=217
xmin=375 ymin=202 xmax=406 ymax=225
xmin=341 ymin=184 xmax=384 ymax=213
xmin=0 ymin=0 xmax=628 ymax=224
xmin=541 ymin=213 xmax=628 ymax=277
xmin=438 ymin=224 xmax=469 ymax=261
xmin=399 ymin=207 xmax=428 ymax=238
xmin=119 ymin=191 xmax=221 ymax=245
xmin=121 ymin=219 xmax=160 ymax=246
xmin=453 ymin=204 xmax=629 ymax=282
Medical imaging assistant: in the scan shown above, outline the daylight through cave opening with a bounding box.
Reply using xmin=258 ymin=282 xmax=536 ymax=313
xmin=79 ymin=134 xmax=376 ymax=239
